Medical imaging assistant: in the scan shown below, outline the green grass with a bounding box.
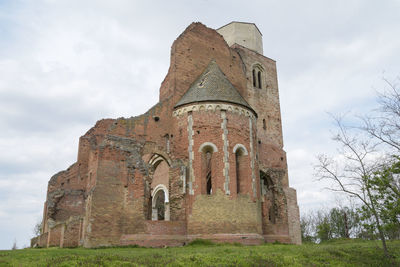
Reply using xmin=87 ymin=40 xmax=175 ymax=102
xmin=1 ymin=239 xmax=399 ymax=266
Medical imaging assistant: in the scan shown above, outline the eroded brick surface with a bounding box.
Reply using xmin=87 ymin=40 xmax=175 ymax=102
xmin=32 ymin=22 xmax=301 ymax=248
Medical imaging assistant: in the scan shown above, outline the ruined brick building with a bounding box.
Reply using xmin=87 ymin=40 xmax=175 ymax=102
xmin=32 ymin=21 xmax=301 ymax=248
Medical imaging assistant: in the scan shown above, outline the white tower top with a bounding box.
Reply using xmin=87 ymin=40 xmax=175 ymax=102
xmin=217 ymin=22 xmax=263 ymax=55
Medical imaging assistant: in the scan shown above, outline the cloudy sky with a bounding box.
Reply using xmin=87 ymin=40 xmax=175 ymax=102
xmin=0 ymin=0 xmax=399 ymax=249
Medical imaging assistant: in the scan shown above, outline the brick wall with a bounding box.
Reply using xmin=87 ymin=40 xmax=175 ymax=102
xmin=144 ymin=221 xmax=186 ymax=235
xmin=48 ymin=224 xmax=63 ymax=247
xmin=188 ymin=190 xmax=262 ymax=235
xmin=63 ymin=218 xmax=82 ymax=247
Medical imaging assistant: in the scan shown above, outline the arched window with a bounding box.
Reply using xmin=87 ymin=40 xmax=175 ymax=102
xmin=252 ymin=64 xmax=264 ymax=89
xmin=199 ymin=142 xmax=218 ymax=195
xmin=263 ymin=119 xmax=266 ymax=130
xmin=233 ymin=144 xmax=248 ymax=194
xmin=206 ymin=151 xmax=212 ymax=194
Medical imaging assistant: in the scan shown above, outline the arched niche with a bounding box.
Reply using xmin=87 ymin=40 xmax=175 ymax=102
xmin=233 ymin=144 xmax=248 ymax=194
xmin=146 ymin=154 xmax=171 ymax=221
xmin=199 ymin=142 xmax=218 ymax=195
xmin=251 ymin=63 xmax=265 ymax=89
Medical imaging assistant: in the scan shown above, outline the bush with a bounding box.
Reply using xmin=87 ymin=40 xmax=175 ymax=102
xmin=187 ymin=239 xmax=215 ymax=246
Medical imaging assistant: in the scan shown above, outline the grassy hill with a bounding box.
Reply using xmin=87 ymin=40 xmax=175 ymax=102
xmin=1 ymin=239 xmax=399 ymax=266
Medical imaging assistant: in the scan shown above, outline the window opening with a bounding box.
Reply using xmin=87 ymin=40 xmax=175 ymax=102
xmin=206 ymin=151 xmax=212 ymax=194
xmin=235 ymin=150 xmax=242 ymax=194
xmin=252 ymin=69 xmax=256 ymax=87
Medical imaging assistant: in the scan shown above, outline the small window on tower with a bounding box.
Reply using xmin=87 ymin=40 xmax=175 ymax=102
xmin=252 ymin=69 xmax=256 ymax=87
xmin=263 ymin=119 xmax=266 ymax=130
xmin=252 ymin=64 xmax=264 ymax=89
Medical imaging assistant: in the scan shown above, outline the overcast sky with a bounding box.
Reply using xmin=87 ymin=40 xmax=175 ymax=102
xmin=0 ymin=0 xmax=399 ymax=249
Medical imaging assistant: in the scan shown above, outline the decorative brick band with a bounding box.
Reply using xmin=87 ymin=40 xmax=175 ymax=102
xmin=173 ymin=103 xmax=256 ymax=119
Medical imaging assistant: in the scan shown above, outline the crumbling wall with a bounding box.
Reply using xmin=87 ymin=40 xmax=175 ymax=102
xmin=84 ymin=138 xmax=142 ymax=246
xmin=260 ymin=168 xmax=294 ymax=243
xmin=43 ymin=161 xmax=86 ymax=234
xmin=159 ymin=23 xmax=248 ymax=106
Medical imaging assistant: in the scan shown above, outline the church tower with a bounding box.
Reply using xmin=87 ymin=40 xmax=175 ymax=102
xmin=218 ymin=22 xmax=301 ymax=244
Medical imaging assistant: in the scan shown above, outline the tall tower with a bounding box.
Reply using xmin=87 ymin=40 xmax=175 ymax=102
xmin=218 ymin=22 xmax=301 ymax=244
xmin=218 ymin=21 xmax=285 ymax=165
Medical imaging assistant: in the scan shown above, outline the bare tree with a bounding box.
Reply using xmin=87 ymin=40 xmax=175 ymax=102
xmin=315 ymin=115 xmax=390 ymax=256
xmin=361 ymin=77 xmax=400 ymax=152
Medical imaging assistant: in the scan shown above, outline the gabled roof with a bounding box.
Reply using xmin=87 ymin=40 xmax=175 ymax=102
xmin=174 ymin=60 xmax=255 ymax=114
